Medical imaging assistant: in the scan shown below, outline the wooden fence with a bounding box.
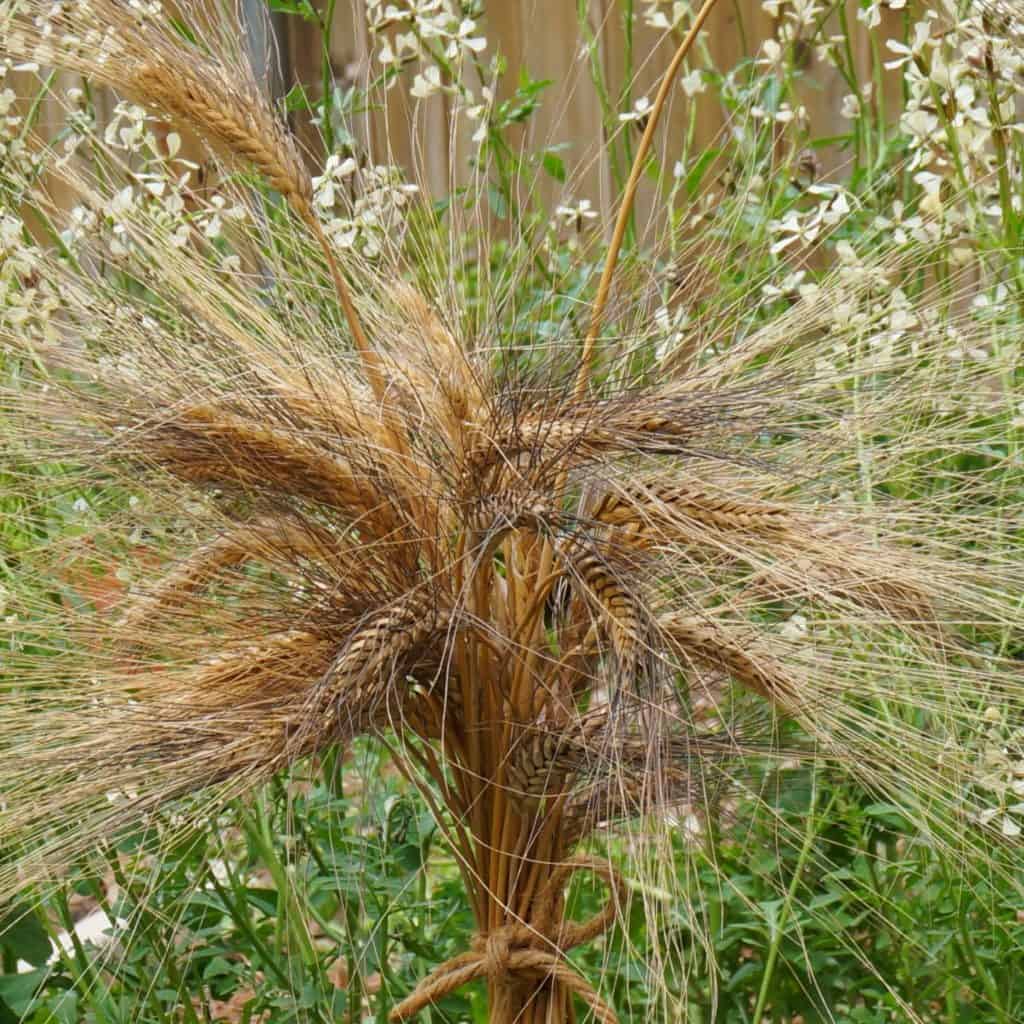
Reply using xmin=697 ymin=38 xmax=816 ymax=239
xmin=278 ymin=1 xmax=904 ymax=206
xmin=19 ymin=1 xmax=907 ymax=216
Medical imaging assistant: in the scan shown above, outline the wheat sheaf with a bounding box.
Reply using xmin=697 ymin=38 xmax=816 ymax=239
xmin=0 ymin=1 xmax=1022 ymax=1022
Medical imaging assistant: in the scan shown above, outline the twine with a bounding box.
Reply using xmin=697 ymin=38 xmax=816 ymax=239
xmin=389 ymin=855 xmax=626 ymax=1023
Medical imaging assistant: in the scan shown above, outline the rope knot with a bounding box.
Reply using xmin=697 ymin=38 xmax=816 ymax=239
xmin=471 ymin=925 xmax=520 ymax=983
xmin=389 ymin=855 xmax=626 ymax=1024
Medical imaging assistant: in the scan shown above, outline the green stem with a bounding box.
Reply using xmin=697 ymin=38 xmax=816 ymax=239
xmin=320 ymin=0 xmax=338 ymax=153
xmin=751 ymin=775 xmax=826 ymax=1024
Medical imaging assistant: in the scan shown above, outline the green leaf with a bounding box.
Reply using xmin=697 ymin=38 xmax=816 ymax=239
xmin=864 ymin=803 xmax=910 ymax=829
xmin=486 ymin=187 xmax=508 ymax=219
xmin=268 ymin=0 xmax=319 ymax=21
xmin=542 ymin=151 xmax=566 ymax=183
xmin=167 ymin=16 xmax=199 ymax=46
xmin=284 ymin=83 xmax=313 ymax=113
xmin=684 ymin=147 xmax=720 ymax=198
xmin=0 ymin=969 xmax=49 ymax=1017
xmin=0 ymin=907 xmax=51 ymax=968
xmin=243 ymin=888 xmax=279 ymax=916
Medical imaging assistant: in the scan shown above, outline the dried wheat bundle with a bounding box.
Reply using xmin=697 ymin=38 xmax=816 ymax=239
xmin=1 ymin=0 xmax=1022 ymax=1021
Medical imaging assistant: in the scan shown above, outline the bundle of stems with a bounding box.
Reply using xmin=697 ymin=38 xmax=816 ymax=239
xmin=0 ymin=1 xmax=1021 ymax=1021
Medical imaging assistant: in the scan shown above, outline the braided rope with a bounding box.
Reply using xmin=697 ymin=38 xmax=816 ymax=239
xmin=389 ymin=855 xmax=626 ymax=1022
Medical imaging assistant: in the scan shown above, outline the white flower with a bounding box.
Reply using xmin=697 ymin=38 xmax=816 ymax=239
xmin=466 ymin=85 xmax=494 ymax=142
xmin=652 ymin=305 xmax=690 ymax=360
xmin=642 ymin=2 xmax=689 ymax=30
xmin=619 ymin=96 xmax=652 ymax=123
xmin=410 ymin=65 xmax=442 ymax=99
xmin=680 ymin=69 xmax=705 ymax=97
xmin=0 ymin=213 xmax=21 ymax=250
xmin=768 ymin=209 xmax=820 ymax=253
xmin=834 ymin=240 xmax=859 ymax=265
xmin=455 ymin=18 xmax=486 ymax=53
xmin=107 ymin=185 xmax=135 ymax=217
xmin=554 ymin=198 xmax=598 ymax=226
xmin=780 ymin=613 xmax=808 ymax=639
xmin=884 ymin=20 xmax=933 ymax=70
xmin=857 ymin=1 xmax=881 ymax=29
xmin=775 ymin=103 xmax=796 ymax=125
xmin=313 ymin=153 xmax=358 ymax=209
xmin=757 ymin=39 xmax=783 ymax=69
xmin=60 ymin=205 xmax=98 ymax=248
xmin=902 ymin=107 xmax=938 ymax=140
xmin=202 ymin=214 xmax=222 ymax=240
xmin=817 ymin=188 xmax=850 ymax=226
xmin=762 ymin=269 xmax=809 ymax=298
xmin=169 ymin=224 xmax=190 ymax=249
xmin=785 ymin=0 xmax=822 ymax=29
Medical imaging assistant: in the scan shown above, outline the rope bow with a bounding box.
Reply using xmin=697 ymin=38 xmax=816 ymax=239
xmin=389 ymin=855 xmax=626 ymax=1023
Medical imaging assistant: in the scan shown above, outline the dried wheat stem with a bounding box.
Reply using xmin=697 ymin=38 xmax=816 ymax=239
xmin=574 ymin=0 xmax=721 ymax=399
xmin=303 ymin=213 xmax=386 ymax=402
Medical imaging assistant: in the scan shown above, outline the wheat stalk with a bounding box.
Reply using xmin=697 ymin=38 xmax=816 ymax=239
xmin=1 ymin=2 xmax=1022 ymax=1022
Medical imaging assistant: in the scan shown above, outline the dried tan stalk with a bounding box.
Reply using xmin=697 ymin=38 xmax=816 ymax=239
xmin=575 ymin=0 xmax=723 ymax=397
xmin=3 ymin=6 xmax=1022 ymax=1023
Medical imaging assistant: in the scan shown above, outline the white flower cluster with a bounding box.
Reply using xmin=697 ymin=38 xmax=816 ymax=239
xmin=640 ymin=2 xmax=690 ymax=31
xmin=366 ymin=0 xmax=486 ymax=98
xmin=51 ymin=98 xmax=248 ymax=260
xmin=0 ymin=62 xmax=43 ymax=185
xmin=882 ymin=4 xmax=1024 ymax=233
xmin=314 ymin=158 xmax=418 ymax=258
xmin=763 ymin=0 xmax=825 ymax=44
xmin=3 ymin=1 xmax=126 ymax=70
xmin=767 ymin=185 xmax=851 ymax=254
xmin=748 ymin=0 xmax=1024 ymax=241
xmin=79 ymin=174 xmax=243 ymax=261
xmin=0 ymin=210 xmax=61 ymax=340
xmin=103 ymin=101 xmax=158 ymax=155
xmin=312 ymin=152 xmax=357 ymax=209
xmin=844 ymin=3 xmax=1022 ymax=234
xmin=970 ymin=706 xmax=1024 ymax=839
